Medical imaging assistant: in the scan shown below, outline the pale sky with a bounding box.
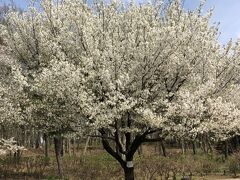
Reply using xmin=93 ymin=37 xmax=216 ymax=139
xmin=1 ymin=0 xmax=240 ymax=44
xmin=183 ymin=0 xmax=240 ymax=44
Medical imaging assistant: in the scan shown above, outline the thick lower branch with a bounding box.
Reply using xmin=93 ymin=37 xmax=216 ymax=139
xmin=115 ymin=122 xmax=127 ymax=155
xmin=127 ymin=128 xmax=159 ymax=158
xmin=99 ymin=129 xmax=125 ymax=168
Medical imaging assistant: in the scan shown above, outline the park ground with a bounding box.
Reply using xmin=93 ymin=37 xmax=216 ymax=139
xmin=1 ymin=143 xmax=240 ymax=180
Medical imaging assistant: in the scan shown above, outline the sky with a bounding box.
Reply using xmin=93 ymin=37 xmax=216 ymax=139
xmin=0 ymin=0 xmax=240 ymax=45
xmin=183 ymin=0 xmax=240 ymax=44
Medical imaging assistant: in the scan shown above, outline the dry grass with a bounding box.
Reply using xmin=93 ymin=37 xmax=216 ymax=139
xmin=0 ymin=145 xmax=239 ymax=180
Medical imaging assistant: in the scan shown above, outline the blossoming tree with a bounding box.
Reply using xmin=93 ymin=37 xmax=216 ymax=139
xmin=0 ymin=45 xmax=27 ymax=143
xmin=166 ymin=39 xmax=240 ymax=154
xmin=2 ymin=0 xmax=240 ymax=179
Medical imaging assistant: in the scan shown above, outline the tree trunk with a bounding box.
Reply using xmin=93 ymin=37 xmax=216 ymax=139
xmin=71 ymin=138 xmax=75 ymax=156
xmin=236 ymin=136 xmax=239 ymax=148
xmin=99 ymin=127 xmax=157 ymax=180
xmin=124 ymin=167 xmax=134 ymax=180
xmin=224 ymin=140 xmax=228 ymax=159
xmin=21 ymin=126 xmax=26 ymax=146
xmin=137 ymin=145 xmax=143 ymax=156
xmin=44 ymin=133 xmax=49 ymax=158
xmin=192 ymin=141 xmax=196 ymax=155
xmin=181 ymin=140 xmax=185 ymax=155
xmin=54 ymin=136 xmax=63 ymax=177
xmin=35 ymin=132 xmax=40 ymax=149
xmin=207 ymin=140 xmax=213 ymax=153
xmin=160 ymin=140 xmax=166 ymax=157
xmin=83 ymin=136 xmax=90 ymax=155
xmin=65 ymin=138 xmax=69 ymax=154
xmin=61 ymin=136 xmax=64 ymax=157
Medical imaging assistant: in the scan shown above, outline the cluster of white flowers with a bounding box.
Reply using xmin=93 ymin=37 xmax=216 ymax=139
xmin=0 ymin=138 xmax=26 ymax=155
xmin=0 ymin=46 xmax=25 ymax=127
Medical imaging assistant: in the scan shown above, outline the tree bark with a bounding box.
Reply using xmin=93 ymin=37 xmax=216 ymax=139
xmin=54 ymin=136 xmax=63 ymax=177
xmin=181 ymin=140 xmax=185 ymax=155
xmin=160 ymin=139 xmax=166 ymax=157
xmin=192 ymin=141 xmax=196 ymax=155
xmin=224 ymin=140 xmax=228 ymax=159
xmin=35 ymin=132 xmax=40 ymax=149
xmin=236 ymin=136 xmax=239 ymax=148
xmin=137 ymin=145 xmax=143 ymax=156
xmin=124 ymin=167 xmax=134 ymax=180
xmin=44 ymin=133 xmax=49 ymax=158
xmin=83 ymin=136 xmax=90 ymax=155
xmin=21 ymin=126 xmax=26 ymax=146
xmin=71 ymin=138 xmax=75 ymax=156
xmin=61 ymin=136 xmax=64 ymax=157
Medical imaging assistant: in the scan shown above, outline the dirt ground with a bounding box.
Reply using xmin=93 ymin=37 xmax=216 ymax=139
xmin=195 ymin=175 xmax=240 ymax=180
